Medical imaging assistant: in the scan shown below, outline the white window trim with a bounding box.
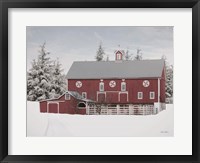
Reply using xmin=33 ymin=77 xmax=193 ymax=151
xmin=150 ymin=92 xmax=155 ymax=99
xmin=82 ymin=92 xmax=87 ymax=99
xmin=65 ymin=93 xmax=70 ymax=100
xmin=138 ymin=92 xmax=143 ymax=99
xmin=121 ymin=82 xmax=126 ymax=91
xmin=99 ymin=82 xmax=104 ymax=92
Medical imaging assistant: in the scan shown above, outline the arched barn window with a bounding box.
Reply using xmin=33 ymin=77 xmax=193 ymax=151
xmin=117 ymin=53 xmax=121 ymax=60
xmin=121 ymin=82 xmax=126 ymax=91
xmin=78 ymin=102 xmax=86 ymax=108
xmin=99 ymin=82 xmax=104 ymax=92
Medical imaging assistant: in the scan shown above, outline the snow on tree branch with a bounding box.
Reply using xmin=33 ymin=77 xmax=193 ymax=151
xmin=27 ymin=43 xmax=66 ymax=101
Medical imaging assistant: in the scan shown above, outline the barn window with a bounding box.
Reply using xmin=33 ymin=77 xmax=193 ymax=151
xmin=65 ymin=93 xmax=70 ymax=100
xmin=138 ymin=92 xmax=143 ymax=99
xmin=121 ymin=82 xmax=126 ymax=91
xmin=150 ymin=92 xmax=155 ymax=99
xmin=78 ymin=102 xmax=86 ymax=108
xmin=99 ymin=82 xmax=104 ymax=91
xmin=82 ymin=92 xmax=87 ymax=99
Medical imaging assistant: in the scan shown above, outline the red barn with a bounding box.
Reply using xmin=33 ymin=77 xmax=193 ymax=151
xmin=40 ymin=50 xmax=166 ymax=115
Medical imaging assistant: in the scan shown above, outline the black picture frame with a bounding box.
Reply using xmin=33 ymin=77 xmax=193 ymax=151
xmin=0 ymin=0 xmax=199 ymax=162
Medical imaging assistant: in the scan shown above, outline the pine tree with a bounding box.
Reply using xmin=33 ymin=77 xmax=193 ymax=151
xmin=125 ymin=49 xmax=132 ymax=60
xmin=95 ymin=42 xmax=105 ymax=61
xmin=162 ymin=55 xmax=173 ymax=103
xmin=134 ymin=49 xmax=142 ymax=60
xmin=106 ymin=55 xmax=109 ymax=61
xmin=27 ymin=43 xmax=66 ymax=101
xmin=27 ymin=43 xmax=52 ymax=101
xmin=165 ymin=65 xmax=173 ymax=102
xmin=49 ymin=60 xmax=66 ymax=99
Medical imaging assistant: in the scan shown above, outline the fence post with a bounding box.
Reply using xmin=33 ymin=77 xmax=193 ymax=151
xmin=117 ymin=105 xmax=119 ymax=115
xmin=94 ymin=105 xmax=96 ymax=115
xmin=88 ymin=104 xmax=90 ymax=115
xmin=143 ymin=106 xmax=145 ymax=115
xmin=86 ymin=103 xmax=88 ymax=115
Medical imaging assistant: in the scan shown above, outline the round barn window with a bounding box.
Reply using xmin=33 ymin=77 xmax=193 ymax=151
xmin=143 ymin=80 xmax=150 ymax=87
xmin=109 ymin=80 xmax=116 ymax=88
xmin=76 ymin=81 xmax=82 ymax=88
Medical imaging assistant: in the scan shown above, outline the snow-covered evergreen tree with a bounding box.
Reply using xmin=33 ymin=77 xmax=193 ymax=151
xmin=49 ymin=60 xmax=66 ymax=99
xmin=125 ymin=49 xmax=133 ymax=60
xmin=165 ymin=65 xmax=173 ymax=103
xmin=162 ymin=55 xmax=173 ymax=103
xmin=27 ymin=43 xmax=66 ymax=101
xmin=95 ymin=42 xmax=105 ymax=61
xmin=106 ymin=55 xmax=109 ymax=61
xmin=134 ymin=49 xmax=142 ymax=60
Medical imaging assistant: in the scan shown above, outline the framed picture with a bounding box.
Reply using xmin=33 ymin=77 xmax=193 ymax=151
xmin=27 ymin=26 xmax=174 ymax=137
xmin=0 ymin=0 xmax=199 ymax=162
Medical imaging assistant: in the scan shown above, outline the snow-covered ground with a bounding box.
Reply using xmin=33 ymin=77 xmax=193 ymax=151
xmin=27 ymin=102 xmax=173 ymax=137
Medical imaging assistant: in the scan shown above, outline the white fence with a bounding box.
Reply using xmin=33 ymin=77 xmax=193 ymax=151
xmin=87 ymin=104 xmax=155 ymax=115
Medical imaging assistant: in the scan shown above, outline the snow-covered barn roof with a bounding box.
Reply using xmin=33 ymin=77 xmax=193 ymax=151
xmin=66 ymin=59 xmax=165 ymax=79
xmin=68 ymin=91 xmax=94 ymax=102
xmin=39 ymin=91 xmax=95 ymax=102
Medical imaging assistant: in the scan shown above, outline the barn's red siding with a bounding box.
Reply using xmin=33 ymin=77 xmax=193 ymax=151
xmin=77 ymin=109 xmax=86 ymax=114
xmin=58 ymin=95 xmax=65 ymax=101
xmin=98 ymin=94 xmax=106 ymax=103
xmin=40 ymin=101 xmax=47 ymax=112
xmin=48 ymin=103 xmax=58 ymax=113
xmin=107 ymin=92 xmax=118 ymax=103
xmin=59 ymin=102 xmax=67 ymax=114
xmin=67 ymin=77 xmax=164 ymax=104
xmin=160 ymin=67 xmax=166 ymax=103
xmin=120 ymin=93 xmax=128 ymax=103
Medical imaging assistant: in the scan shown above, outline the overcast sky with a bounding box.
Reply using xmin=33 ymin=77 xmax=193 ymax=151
xmin=27 ymin=26 xmax=173 ymax=74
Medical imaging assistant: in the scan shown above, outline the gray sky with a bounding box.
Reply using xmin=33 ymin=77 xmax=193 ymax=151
xmin=27 ymin=26 xmax=173 ymax=74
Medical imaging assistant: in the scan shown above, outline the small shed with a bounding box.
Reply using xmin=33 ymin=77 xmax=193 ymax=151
xmin=40 ymin=91 xmax=95 ymax=114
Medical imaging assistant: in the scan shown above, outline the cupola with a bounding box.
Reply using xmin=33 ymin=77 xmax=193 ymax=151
xmin=115 ymin=50 xmax=124 ymax=61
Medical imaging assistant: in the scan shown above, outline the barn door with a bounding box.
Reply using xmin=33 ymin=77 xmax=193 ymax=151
xmin=119 ymin=93 xmax=128 ymax=103
xmin=97 ymin=93 xmax=106 ymax=103
xmin=48 ymin=103 xmax=59 ymax=113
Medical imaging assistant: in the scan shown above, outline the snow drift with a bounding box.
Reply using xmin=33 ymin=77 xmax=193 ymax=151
xmin=27 ymin=102 xmax=173 ymax=137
